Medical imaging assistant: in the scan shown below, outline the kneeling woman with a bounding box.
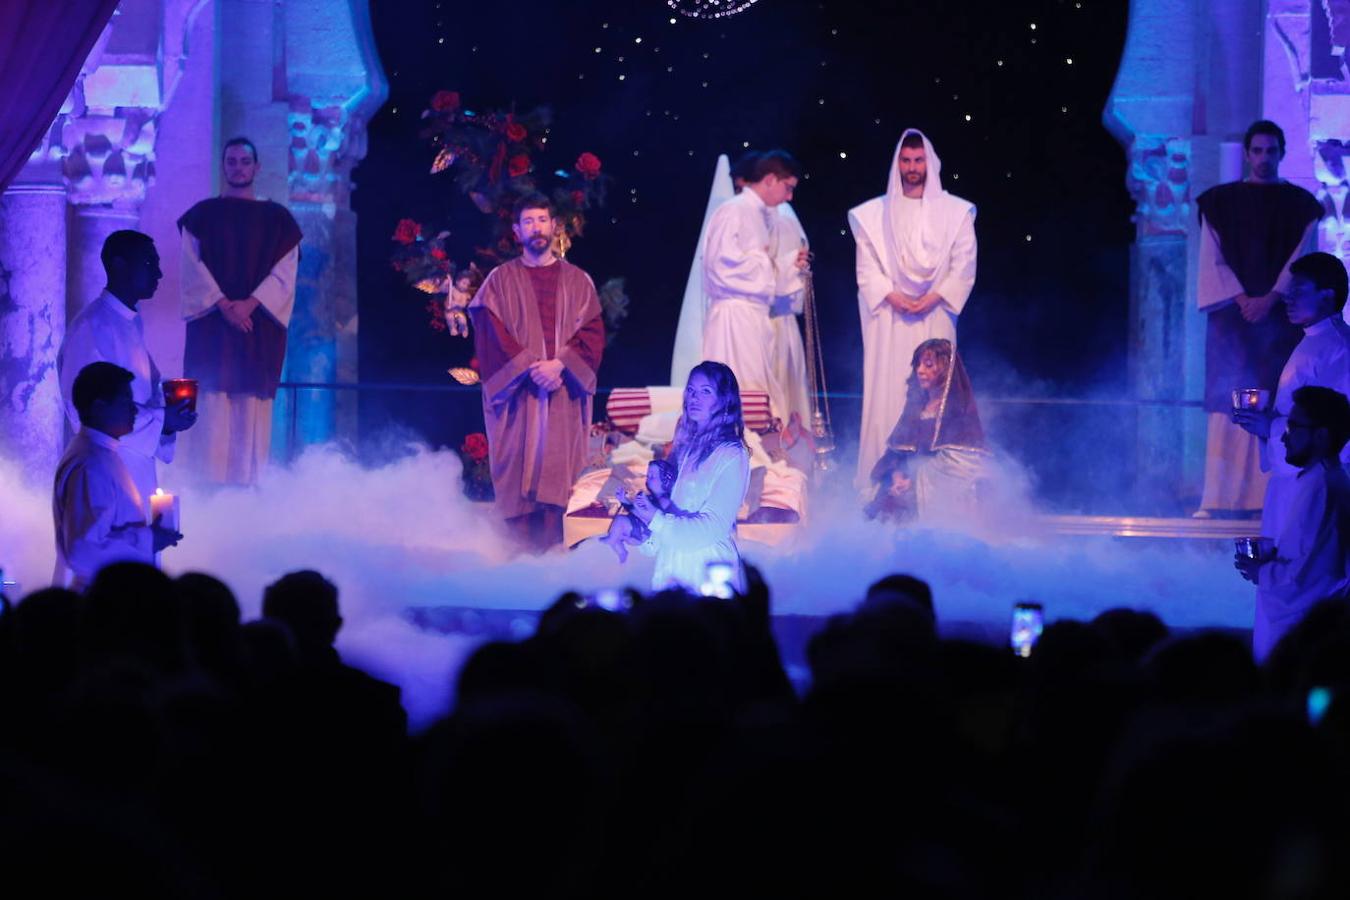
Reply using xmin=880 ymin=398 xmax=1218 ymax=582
xmin=625 ymin=361 xmax=751 ymax=593
xmin=866 ymin=338 xmax=989 ymax=524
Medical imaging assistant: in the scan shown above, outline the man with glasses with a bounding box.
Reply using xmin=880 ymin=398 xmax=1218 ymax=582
xmin=1235 ymin=385 xmax=1350 ymax=659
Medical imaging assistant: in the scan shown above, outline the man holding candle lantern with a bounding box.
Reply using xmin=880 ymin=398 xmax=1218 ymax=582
xmin=1233 ymin=252 xmax=1350 ymax=545
xmin=58 ymin=230 xmax=198 ymax=520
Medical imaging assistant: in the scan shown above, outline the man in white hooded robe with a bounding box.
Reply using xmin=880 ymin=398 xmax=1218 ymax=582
xmin=849 ymin=129 xmax=977 ymax=489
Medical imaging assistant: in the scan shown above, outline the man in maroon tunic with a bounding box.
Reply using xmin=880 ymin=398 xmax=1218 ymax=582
xmin=1194 ymin=120 xmax=1323 ymax=516
xmin=469 ymin=194 xmax=605 ymax=551
xmin=178 ymin=137 xmax=303 ymax=485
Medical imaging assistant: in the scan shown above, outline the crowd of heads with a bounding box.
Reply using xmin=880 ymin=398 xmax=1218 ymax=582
xmin=4 ymin=558 xmax=1350 ymax=898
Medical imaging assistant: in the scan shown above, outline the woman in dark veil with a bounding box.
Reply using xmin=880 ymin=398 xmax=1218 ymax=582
xmin=864 ymin=338 xmax=989 ymax=523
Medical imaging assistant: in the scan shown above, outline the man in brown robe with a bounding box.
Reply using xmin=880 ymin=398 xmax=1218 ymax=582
xmin=178 ymin=136 xmax=303 ymax=485
xmin=1194 ymin=120 xmax=1322 ymax=516
xmin=469 ymin=193 xmax=605 ymax=551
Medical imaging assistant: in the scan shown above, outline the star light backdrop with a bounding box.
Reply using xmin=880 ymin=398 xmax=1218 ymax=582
xmin=354 ymin=0 xmax=1133 ymax=506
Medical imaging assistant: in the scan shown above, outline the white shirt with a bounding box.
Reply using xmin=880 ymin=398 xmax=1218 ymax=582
xmin=57 ymin=290 xmax=175 ymax=512
xmin=52 ymin=428 xmax=154 ymax=589
xmin=703 ymin=188 xmax=803 ymax=310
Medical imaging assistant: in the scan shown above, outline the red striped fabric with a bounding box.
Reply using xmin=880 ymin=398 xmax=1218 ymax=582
xmin=605 ymin=388 xmax=776 ymax=433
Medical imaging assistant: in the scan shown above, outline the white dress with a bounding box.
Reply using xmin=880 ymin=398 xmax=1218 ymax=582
xmin=642 ymin=442 xmax=750 ymax=592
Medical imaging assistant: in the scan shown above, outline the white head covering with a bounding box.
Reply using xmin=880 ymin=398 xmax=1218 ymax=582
xmin=670 ymin=154 xmax=735 ymax=385
xmin=879 ymin=128 xmax=973 ymax=288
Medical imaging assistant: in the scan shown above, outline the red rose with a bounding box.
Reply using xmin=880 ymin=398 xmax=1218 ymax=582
xmin=430 ymin=90 xmax=460 ymax=112
xmin=430 ymin=247 xmax=448 ymax=261
xmin=570 ymin=189 xmax=586 ymax=207
xmin=575 ymin=152 xmax=602 ymax=179
xmin=461 ymin=432 xmax=490 ymax=463
xmin=507 ymin=154 xmax=530 ymax=178
xmin=469 ymin=356 xmax=480 ymax=371
xmin=393 ymin=218 xmax=422 ymax=244
xmin=505 ymin=122 xmax=527 ymax=142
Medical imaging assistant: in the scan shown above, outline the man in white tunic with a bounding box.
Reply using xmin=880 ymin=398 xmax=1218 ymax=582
xmin=178 ymin=137 xmax=302 ymax=485
xmin=849 ymin=128 xmax=977 ymax=489
xmin=53 ymin=363 xmax=181 ymax=590
xmin=1234 ymin=253 xmax=1350 ymax=541
xmin=1235 ymin=385 xmax=1350 ymax=661
xmin=57 ymin=231 xmax=197 ymax=517
xmin=702 ymin=149 xmax=809 ymax=423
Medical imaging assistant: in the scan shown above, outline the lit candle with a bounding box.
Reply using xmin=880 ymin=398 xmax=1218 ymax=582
xmin=150 ymin=488 xmax=180 ymax=533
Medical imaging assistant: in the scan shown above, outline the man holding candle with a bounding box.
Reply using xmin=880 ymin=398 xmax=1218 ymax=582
xmin=53 ymin=362 xmax=183 ymax=590
xmin=1234 ymin=385 xmax=1350 ymax=660
xmin=468 ymin=194 xmax=605 ymax=552
xmin=178 ymin=136 xmax=302 ymax=485
xmin=1195 ymin=120 xmax=1323 ymax=518
xmin=58 ymin=230 xmax=198 ymax=519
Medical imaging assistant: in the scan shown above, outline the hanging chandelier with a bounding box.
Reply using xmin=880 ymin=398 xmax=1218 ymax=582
xmin=666 ymin=0 xmax=760 ymax=20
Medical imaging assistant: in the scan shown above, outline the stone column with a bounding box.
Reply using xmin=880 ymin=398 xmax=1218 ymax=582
xmin=0 ymin=183 xmax=68 ymax=486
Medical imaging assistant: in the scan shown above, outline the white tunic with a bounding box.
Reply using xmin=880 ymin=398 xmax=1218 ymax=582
xmin=52 ymin=428 xmax=154 ymax=589
xmin=702 ymin=188 xmax=804 ymax=421
xmin=57 ymin=290 xmax=174 ymax=514
xmin=643 ymin=443 xmax=751 ymax=593
xmin=1259 ymin=316 xmax=1350 ymax=539
xmin=850 ymin=130 xmax=977 ymax=488
xmin=1253 ymin=460 xmax=1350 ymax=661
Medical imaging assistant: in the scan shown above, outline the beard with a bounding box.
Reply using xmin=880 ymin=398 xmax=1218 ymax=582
xmin=226 ymin=174 xmax=255 ymax=188
xmin=524 ymin=234 xmax=552 ymax=253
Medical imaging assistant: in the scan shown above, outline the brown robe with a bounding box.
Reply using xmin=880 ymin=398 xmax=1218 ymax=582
xmin=177 ymin=197 xmax=303 ymax=398
xmin=469 ymin=258 xmax=605 ymax=519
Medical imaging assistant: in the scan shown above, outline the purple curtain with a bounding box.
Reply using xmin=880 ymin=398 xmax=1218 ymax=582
xmin=0 ymin=0 xmax=121 ymax=193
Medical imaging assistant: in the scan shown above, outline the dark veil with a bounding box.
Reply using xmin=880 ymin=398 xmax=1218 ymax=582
xmin=885 ymin=338 xmax=987 ymax=456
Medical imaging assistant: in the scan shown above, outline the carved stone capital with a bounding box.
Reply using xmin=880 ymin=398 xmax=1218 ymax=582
xmin=288 ymin=100 xmax=369 ymax=209
xmin=1125 ymin=136 xmax=1191 ymax=238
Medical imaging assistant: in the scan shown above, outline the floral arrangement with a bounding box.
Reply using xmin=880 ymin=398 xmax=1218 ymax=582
xmin=459 ymin=431 xmax=493 ymax=501
xmin=419 ymin=89 xmax=609 ymax=261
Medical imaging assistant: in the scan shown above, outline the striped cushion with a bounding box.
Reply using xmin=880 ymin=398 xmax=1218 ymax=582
xmin=605 ymin=388 xmax=776 ymax=434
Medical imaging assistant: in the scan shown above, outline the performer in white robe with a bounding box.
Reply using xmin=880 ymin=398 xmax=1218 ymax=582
xmin=1235 ymin=385 xmax=1350 ymax=661
xmin=702 ymin=150 xmax=807 ymax=423
xmin=53 ymin=363 xmax=175 ymax=589
xmin=849 ymin=129 xmax=977 ymax=489
xmin=57 ymin=231 xmax=195 ymax=516
xmin=1234 ymin=253 xmax=1350 ymax=541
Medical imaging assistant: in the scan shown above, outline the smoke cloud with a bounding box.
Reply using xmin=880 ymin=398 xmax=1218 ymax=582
xmin=1 ymin=439 xmax=1252 ymax=731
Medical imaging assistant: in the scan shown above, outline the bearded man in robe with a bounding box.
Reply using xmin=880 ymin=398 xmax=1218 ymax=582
xmin=1195 ymin=119 xmax=1323 ymax=517
xmin=469 ymin=193 xmax=605 ymax=552
xmin=849 ymin=128 xmax=977 ymax=491
xmin=178 ymin=136 xmax=302 ymax=485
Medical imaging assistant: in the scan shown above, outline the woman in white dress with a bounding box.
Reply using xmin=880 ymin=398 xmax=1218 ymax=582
xmin=625 ymin=361 xmax=751 ymax=593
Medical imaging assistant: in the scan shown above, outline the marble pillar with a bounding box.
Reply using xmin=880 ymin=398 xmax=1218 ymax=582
xmin=0 ymin=185 xmax=68 ymax=486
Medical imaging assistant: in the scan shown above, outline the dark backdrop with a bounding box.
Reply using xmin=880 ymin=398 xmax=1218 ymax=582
xmin=353 ymin=0 xmax=1135 ymax=507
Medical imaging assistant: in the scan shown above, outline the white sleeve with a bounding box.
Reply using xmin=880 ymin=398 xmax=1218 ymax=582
xmin=647 ymin=447 xmax=749 ymax=552
xmin=253 ymin=245 xmax=299 ymax=328
xmin=933 ymin=207 xmax=977 ymax=315
xmin=704 ymin=206 xmax=777 ymax=304
xmin=849 ymin=214 xmax=894 ymax=318
xmin=1272 ymin=222 xmax=1319 ymax=296
xmin=181 ymin=230 xmax=226 ymax=321
xmin=1197 ymin=218 xmax=1244 ymax=311
xmin=60 ymin=467 xmax=154 ymax=577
